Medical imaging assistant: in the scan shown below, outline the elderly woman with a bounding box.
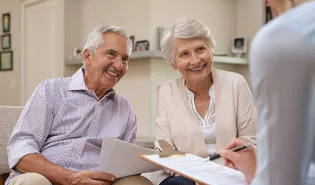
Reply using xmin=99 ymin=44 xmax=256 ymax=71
xmin=154 ymin=18 xmax=257 ymax=185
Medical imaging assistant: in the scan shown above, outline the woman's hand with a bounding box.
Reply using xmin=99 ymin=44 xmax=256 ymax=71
xmin=218 ymin=138 xmax=256 ymax=184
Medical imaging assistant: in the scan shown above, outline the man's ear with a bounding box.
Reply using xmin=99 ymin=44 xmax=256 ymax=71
xmin=83 ymin=49 xmax=91 ymax=66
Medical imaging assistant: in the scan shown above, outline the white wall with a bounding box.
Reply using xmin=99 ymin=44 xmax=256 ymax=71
xmin=68 ymin=0 xmax=236 ymax=56
xmin=149 ymin=0 xmax=236 ymax=54
xmin=77 ymin=0 xmax=150 ymax=54
xmin=0 ymin=0 xmax=20 ymax=106
xmin=64 ymin=0 xmax=84 ymax=76
xmin=235 ymin=0 xmax=264 ymax=57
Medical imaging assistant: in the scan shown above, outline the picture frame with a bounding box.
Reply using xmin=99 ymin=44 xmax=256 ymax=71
xmin=265 ymin=6 xmax=272 ymax=23
xmin=135 ymin=40 xmax=149 ymax=51
xmin=0 ymin=51 xmax=13 ymax=71
xmin=1 ymin=34 xmax=11 ymax=49
xmin=157 ymin=27 xmax=168 ymax=50
xmin=265 ymin=0 xmax=272 ymax=23
xmin=129 ymin=35 xmax=135 ymax=51
xmin=2 ymin=13 xmax=10 ymax=33
xmin=232 ymin=37 xmax=247 ymax=54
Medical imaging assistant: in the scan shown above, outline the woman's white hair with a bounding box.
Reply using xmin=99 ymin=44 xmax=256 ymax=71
xmin=83 ymin=25 xmax=133 ymax=55
xmin=160 ymin=18 xmax=216 ymax=65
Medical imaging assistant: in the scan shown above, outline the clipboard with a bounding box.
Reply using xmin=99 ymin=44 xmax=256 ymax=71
xmin=139 ymin=140 xmax=247 ymax=185
xmin=98 ymin=137 xmax=161 ymax=178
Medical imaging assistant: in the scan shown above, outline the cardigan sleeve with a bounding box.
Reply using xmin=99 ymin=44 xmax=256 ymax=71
xmin=155 ymin=86 xmax=176 ymax=150
xmin=236 ymin=76 xmax=257 ymax=147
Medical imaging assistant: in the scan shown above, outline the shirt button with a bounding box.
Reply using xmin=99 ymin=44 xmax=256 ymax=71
xmin=97 ymin=101 xmax=101 ymax=105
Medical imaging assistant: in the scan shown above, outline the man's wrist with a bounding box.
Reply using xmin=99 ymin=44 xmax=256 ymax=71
xmin=57 ymin=167 xmax=74 ymax=185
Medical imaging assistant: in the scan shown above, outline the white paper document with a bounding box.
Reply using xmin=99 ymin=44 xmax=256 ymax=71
xmin=141 ymin=154 xmax=247 ymax=185
xmin=98 ymin=137 xmax=161 ymax=178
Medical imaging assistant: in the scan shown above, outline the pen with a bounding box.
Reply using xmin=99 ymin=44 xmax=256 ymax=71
xmin=208 ymin=143 xmax=251 ymax=161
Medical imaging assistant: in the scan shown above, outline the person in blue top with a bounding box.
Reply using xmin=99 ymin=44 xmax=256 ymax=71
xmin=219 ymin=0 xmax=315 ymax=185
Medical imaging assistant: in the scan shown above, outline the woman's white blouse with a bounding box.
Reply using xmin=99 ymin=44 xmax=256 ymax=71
xmin=185 ymin=85 xmax=216 ymax=155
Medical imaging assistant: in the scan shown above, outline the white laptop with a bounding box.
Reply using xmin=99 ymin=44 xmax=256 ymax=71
xmin=98 ymin=137 xmax=160 ymax=178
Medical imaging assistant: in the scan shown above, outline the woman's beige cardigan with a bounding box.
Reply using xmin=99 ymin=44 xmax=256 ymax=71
xmin=154 ymin=69 xmax=257 ymax=184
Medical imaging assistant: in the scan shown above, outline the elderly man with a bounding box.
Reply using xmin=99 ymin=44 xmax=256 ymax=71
xmin=6 ymin=25 xmax=153 ymax=185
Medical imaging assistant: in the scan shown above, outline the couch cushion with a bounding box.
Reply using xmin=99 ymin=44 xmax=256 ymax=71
xmin=0 ymin=106 xmax=23 ymax=175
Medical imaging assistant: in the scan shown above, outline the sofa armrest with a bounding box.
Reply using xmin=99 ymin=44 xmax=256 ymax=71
xmin=0 ymin=173 xmax=9 ymax=185
xmin=0 ymin=106 xmax=23 ymax=175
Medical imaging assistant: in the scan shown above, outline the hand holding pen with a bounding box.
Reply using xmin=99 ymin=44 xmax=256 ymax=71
xmin=218 ymin=138 xmax=257 ymax=184
xmin=207 ymin=143 xmax=251 ymax=161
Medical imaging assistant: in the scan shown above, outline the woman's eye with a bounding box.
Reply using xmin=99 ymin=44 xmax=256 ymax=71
xmin=180 ymin=52 xmax=189 ymax=57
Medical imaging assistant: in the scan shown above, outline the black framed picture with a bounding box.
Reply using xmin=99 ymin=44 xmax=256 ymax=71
xmin=266 ymin=6 xmax=272 ymax=23
xmin=0 ymin=51 xmax=13 ymax=71
xmin=135 ymin=40 xmax=149 ymax=51
xmin=232 ymin=37 xmax=247 ymax=54
xmin=1 ymin=34 xmax=11 ymax=49
xmin=2 ymin=13 xmax=10 ymax=33
xmin=129 ymin=35 xmax=135 ymax=51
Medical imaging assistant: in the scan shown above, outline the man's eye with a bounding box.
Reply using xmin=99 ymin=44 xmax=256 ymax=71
xmin=122 ymin=60 xmax=128 ymax=65
xmin=196 ymin=47 xmax=205 ymax=52
xmin=106 ymin=52 xmax=116 ymax=57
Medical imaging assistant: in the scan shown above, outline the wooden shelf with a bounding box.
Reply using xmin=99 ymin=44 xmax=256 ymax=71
xmin=65 ymin=59 xmax=83 ymax=66
xmin=213 ymin=56 xmax=248 ymax=65
xmin=65 ymin=51 xmax=248 ymax=66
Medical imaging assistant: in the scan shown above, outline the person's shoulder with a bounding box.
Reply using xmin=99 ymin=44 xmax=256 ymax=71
xmin=43 ymin=77 xmax=72 ymax=92
xmin=214 ymin=69 xmax=246 ymax=83
xmin=113 ymin=93 xmax=134 ymax=110
xmin=251 ymin=2 xmax=315 ymax=69
xmin=252 ymin=1 xmax=315 ymax=49
xmin=159 ymin=77 xmax=182 ymax=94
xmin=34 ymin=77 xmax=71 ymax=94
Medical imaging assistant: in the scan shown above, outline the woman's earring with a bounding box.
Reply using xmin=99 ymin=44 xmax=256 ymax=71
xmin=171 ymin=63 xmax=177 ymax=70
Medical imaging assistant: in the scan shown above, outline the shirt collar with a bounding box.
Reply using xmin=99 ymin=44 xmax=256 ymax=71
xmin=68 ymin=68 xmax=116 ymax=99
xmin=68 ymin=68 xmax=88 ymax=91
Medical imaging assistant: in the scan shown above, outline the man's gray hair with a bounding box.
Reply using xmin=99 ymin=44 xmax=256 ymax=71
xmin=83 ymin=25 xmax=133 ymax=55
xmin=160 ymin=18 xmax=216 ymax=65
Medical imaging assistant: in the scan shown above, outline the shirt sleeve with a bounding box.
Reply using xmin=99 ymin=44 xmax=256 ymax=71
xmin=249 ymin=25 xmax=315 ymax=185
xmin=122 ymin=103 xmax=137 ymax=144
xmin=7 ymin=81 xmax=55 ymax=169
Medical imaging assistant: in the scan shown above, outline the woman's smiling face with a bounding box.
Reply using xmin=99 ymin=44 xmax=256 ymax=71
xmin=172 ymin=37 xmax=213 ymax=83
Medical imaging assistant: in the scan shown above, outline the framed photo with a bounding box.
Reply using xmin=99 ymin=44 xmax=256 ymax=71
xmin=265 ymin=6 xmax=272 ymax=23
xmin=129 ymin=35 xmax=135 ymax=51
xmin=232 ymin=37 xmax=247 ymax=54
xmin=0 ymin=51 xmax=13 ymax=71
xmin=135 ymin=40 xmax=149 ymax=51
xmin=157 ymin=27 xmax=168 ymax=50
xmin=1 ymin=34 xmax=11 ymax=49
xmin=2 ymin=13 xmax=10 ymax=33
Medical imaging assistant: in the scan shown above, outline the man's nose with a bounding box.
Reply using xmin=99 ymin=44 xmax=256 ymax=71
xmin=112 ymin=58 xmax=123 ymax=70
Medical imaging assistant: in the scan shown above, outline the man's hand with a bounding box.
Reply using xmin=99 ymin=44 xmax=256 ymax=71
xmin=69 ymin=170 xmax=116 ymax=185
xmin=218 ymin=138 xmax=256 ymax=184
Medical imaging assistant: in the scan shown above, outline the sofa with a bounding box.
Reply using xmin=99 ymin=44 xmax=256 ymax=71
xmin=0 ymin=106 xmax=23 ymax=185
